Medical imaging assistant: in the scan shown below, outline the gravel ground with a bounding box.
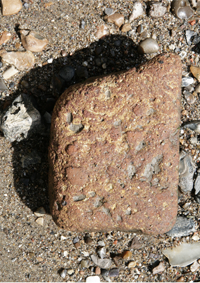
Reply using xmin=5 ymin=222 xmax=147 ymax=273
xmin=1 ymin=0 xmax=200 ymax=282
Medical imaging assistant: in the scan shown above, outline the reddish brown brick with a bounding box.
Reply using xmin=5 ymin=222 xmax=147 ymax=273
xmin=49 ymin=53 xmax=181 ymax=234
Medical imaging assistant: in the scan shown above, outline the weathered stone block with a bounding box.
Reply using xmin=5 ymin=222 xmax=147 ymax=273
xmin=49 ymin=53 xmax=181 ymax=234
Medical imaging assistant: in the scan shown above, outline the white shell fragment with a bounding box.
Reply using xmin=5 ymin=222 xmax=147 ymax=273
xmin=91 ymin=254 xmax=112 ymax=269
xmin=162 ymin=242 xmax=200 ymax=267
xmin=3 ymin=66 xmax=19 ymax=80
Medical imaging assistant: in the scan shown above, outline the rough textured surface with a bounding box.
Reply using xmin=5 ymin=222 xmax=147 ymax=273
xmin=49 ymin=53 xmax=181 ymax=234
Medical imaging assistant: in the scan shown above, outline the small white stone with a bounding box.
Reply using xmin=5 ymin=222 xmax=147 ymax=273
xmin=3 ymin=66 xmax=19 ymax=80
xmin=35 ymin=217 xmax=44 ymax=226
xmin=34 ymin=207 xmax=46 ymax=217
xmin=192 ymin=234 xmax=200 ymax=241
xmin=82 ymin=251 xmax=90 ymax=257
xmin=152 ymin=261 xmax=165 ymax=274
xmin=47 ymin=58 xmax=53 ymax=63
xmin=60 ymin=269 xmax=67 ymax=278
xmin=82 ymin=61 xmax=88 ymax=67
xmin=129 ymin=2 xmax=145 ymax=22
xmin=86 ymin=276 xmax=100 ymax=283
xmin=190 ymin=260 xmax=199 ymax=272
xmin=60 ymin=235 xmax=67 ymax=240
xmin=63 ymin=251 xmax=68 ymax=257
xmin=67 ymin=269 xmax=74 ymax=275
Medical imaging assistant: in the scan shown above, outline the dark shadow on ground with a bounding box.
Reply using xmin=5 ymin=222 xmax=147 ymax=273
xmin=1 ymin=34 xmax=145 ymax=213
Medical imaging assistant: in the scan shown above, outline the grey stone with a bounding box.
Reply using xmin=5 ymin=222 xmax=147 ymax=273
xmin=194 ymin=171 xmax=200 ymax=195
xmin=0 ymin=94 xmax=41 ymax=142
xmin=182 ymin=77 xmax=194 ymax=87
xmin=0 ymin=78 xmax=8 ymax=91
xmin=59 ymin=66 xmax=75 ymax=81
xmin=104 ymin=8 xmax=115 ymax=16
xmin=109 ymin=268 xmax=119 ymax=277
xmin=166 ymin=216 xmax=196 ymax=237
xmin=69 ymin=123 xmax=84 ymax=133
xmin=185 ymin=30 xmax=197 ymax=45
xmin=182 ymin=121 xmax=200 ymax=133
xmin=179 ymin=151 xmax=196 ymax=193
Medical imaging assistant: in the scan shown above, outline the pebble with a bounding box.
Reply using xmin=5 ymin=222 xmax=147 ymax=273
xmin=35 ymin=217 xmax=44 ymax=226
xmin=149 ymin=3 xmax=167 ymax=17
xmin=182 ymin=76 xmax=194 ymax=87
xmin=185 ymin=30 xmax=197 ymax=45
xmin=0 ymin=31 xmax=12 ymax=45
xmin=91 ymin=255 xmax=112 ymax=269
xmin=97 ymin=240 xmax=105 ymax=246
xmin=63 ymin=251 xmax=68 ymax=257
xmin=109 ymin=268 xmax=119 ymax=277
xmin=3 ymin=66 xmax=19 ymax=80
xmin=0 ymin=78 xmax=8 ymax=91
xmin=190 ymin=66 xmax=200 ymax=82
xmin=106 ymin=13 xmax=124 ymax=28
xmin=191 ymin=233 xmax=200 ymax=241
xmin=179 ymin=151 xmax=196 ymax=193
xmin=121 ymin=23 xmax=132 ymax=32
xmin=60 ymin=269 xmax=67 ymax=278
xmin=86 ymin=276 xmax=100 ymax=283
xmin=84 ymin=235 xmax=93 ymax=244
xmin=152 ymin=262 xmax=165 ymax=275
xmin=97 ymin=247 xmax=106 ymax=259
xmin=69 ymin=123 xmax=84 ymax=133
xmin=166 ymin=216 xmax=196 ymax=237
xmin=138 ymin=38 xmax=159 ymax=54
xmin=128 ymin=261 xmax=137 ymax=268
xmin=34 ymin=207 xmax=46 ymax=217
xmin=171 ymin=0 xmax=194 ymax=19
xmin=182 ymin=121 xmax=200 ymax=133
xmin=1 ymin=0 xmax=22 ymax=15
xmin=195 ymin=84 xmax=200 ymax=93
xmin=43 ymin=112 xmax=51 ymax=124
xmin=96 ymin=25 xmax=110 ymax=39
xmin=194 ymin=171 xmax=200 ymax=195
xmin=163 ymin=242 xmax=200 ymax=267
xmin=104 ymin=8 xmax=115 ymax=16
xmin=47 ymin=58 xmax=53 ymax=63
xmin=122 ymin=250 xmax=132 ymax=260
xmin=190 ymin=260 xmax=199 ymax=272
xmin=59 ymin=66 xmax=75 ymax=81
xmin=20 ymin=30 xmax=48 ymax=52
xmin=1 ymin=50 xmax=35 ymax=71
xmin=129 ymin=2 xmax=145 ymax=22
xmin=177 ymin=276 xmax=185 ymax=282
xmin=67 ymin=269 xmax=74 ymax=275
xmin=101 ymin=269 xmax=109 ymax=277
xmin=9 ymin=82 xmax=15 ymax=89
xmin=81 ymin=260 xmax=88 ymax=268
xmin=95 ymin=266 xmax=101 ymax=275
